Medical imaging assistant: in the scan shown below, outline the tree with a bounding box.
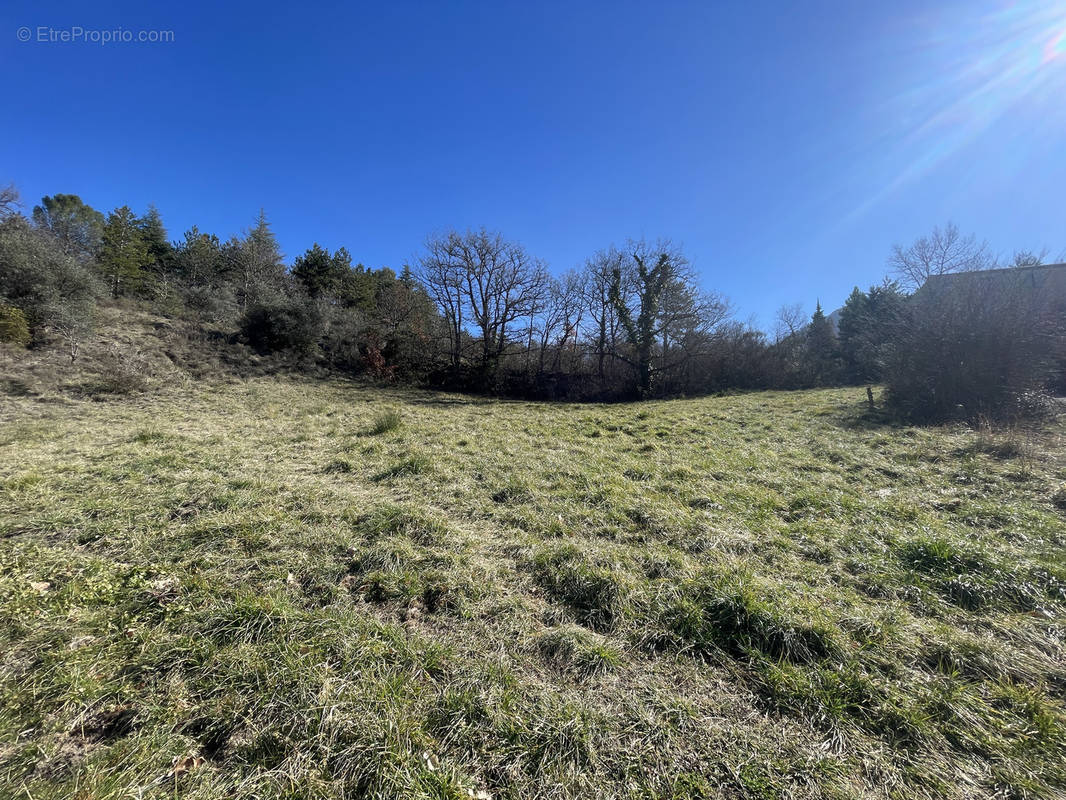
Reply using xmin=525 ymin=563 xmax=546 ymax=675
xmin=173 ymin=226 xmax=226 ymax=286
xmin=773 ymin=303 xmax=806 ymax=344
xmin=1008 ymin=248 xmax=1048 ymax=268
xmin=889 ymin=222 xmax=992 ymax=291
xmin=231 ymin=209 xmax=286 ymax=309
xmin=99 ymin=206 xmax=150 ymax=297
xmin=135 ymin=204 xmax=178 ymax=305
xmin=539 ymin=270 xmax=584 ymax=374
xmin=291 ymin=243 xmax=353 ymax=298
xmin=805 ymin=301 xmax=840 ymax=385
xmin=418 ymin=236 xmax=466 ymax=370
xmin=885 ymin=271 xmax=1062 ymax=422
xmin=0 ymin=215 xmax=100 ymax=354
xmin=581 ymin=248 xmax=626 ymax=381
xmin=608 ymin=240 xmax=729 ymax=397
xmin=609 ymin=243 xmax=670 ymax=397
xmin=417 ymin=228 xmax=549 ymax=376
xmin=837 ymin=281 xmax=906 ymax=384
xmin=0 ymin=183 xmax=20 ymax=221
xmin=138 ymin=205 xmax=171 ymax=264
xmin=32 ymin=194 xmax=105 ymax=261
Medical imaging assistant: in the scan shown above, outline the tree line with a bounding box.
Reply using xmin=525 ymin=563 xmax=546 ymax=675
xmin=1 ymin=184 xmax=1062 ymax=419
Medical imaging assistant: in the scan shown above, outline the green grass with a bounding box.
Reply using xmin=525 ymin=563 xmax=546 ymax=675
xmin=1 ymin=378 xmax=1064 ymax=799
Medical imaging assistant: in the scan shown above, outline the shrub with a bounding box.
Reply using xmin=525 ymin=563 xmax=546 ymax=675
xmin=91 ymin=346 xmax=155 ymax=394
xmin=885 ymin=271 xmax=1065 ymax=422
xmin=240 ymin=294 xmax=322 ymax=357
xmin=0 ymin=216 xmax=100 ymax=343
xmin=0 ymin=305 xmax=30 ymax=346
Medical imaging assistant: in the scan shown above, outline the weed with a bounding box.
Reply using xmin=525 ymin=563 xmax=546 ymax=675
xmin=370 ymin=409 xmax=403 ymax=435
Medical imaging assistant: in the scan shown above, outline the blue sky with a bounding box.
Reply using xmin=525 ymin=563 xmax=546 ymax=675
xmin=3 ymin=0 xmax=1064 ymax=328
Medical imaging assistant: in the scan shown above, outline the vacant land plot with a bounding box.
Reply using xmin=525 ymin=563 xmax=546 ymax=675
xmin=1 ymin=380 xmax=1063 ymax=799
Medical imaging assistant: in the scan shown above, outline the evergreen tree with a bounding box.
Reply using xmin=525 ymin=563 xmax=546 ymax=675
xmin=838 ymin=281 xmax=905 ymax=383
xmin=292 ymin=244 xmax=353 ymax=298
xmin=138 ymin=205 xmax=173 ymax=268
xmin=234 ymin=209 xmax=285 ymax=308
xmin=806 ymin=300 xmax=840 ymax=385
xmin=174 ymin=226 xmax=226 ymax=286
xmin=99 ymin=206 xmax=150 ymax=297
xmin=837 ymin=287 xmax=871 ymax=383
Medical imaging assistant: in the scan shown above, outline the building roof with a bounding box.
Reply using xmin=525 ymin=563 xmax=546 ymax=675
xmin=920 ymin=262 xmax=1066 ymax=292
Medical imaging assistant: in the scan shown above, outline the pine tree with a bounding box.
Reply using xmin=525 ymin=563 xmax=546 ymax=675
xmin=99 ymin=206 xmax=150 ymax=297
xmin=174 ymin=226 xmax=226 ymax=286
xmin=138 ymin=205 xmax=172 ymax=267
xmin=292 ymin=244 xmax=353 ymax=298
xmin=806 ymin=300 xmax=840 ymax=385
xmin=838 ymin=282 xmax=906 ymax=383
xmin=236 ymin=209 xmax=285 ymax=308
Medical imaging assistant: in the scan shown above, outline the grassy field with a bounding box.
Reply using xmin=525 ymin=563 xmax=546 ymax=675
xmin=1 ymin=378 xmax=1064 ymax=799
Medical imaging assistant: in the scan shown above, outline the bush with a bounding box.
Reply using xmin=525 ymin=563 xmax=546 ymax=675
xmin=0 ymin=305 xmax=30 ymax=346
xmin=0 ymin=216 xmax=100 ymax=339
xmin=183 ymin=283 xmax=238 ymax=324
xmin=239 ymin=294 xmax=322 ymax=357
xmin=318 ymin=304 xmax=364 ymax=371
xmin=91 ymin=345 xmax=154 ymax=394
xmin=885 ymin=271 xmax=1065 ymax=423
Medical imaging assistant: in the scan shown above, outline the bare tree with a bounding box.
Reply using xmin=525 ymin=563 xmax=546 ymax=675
xmin=418 ymin=237 xmax=466 ymax=369
xmin=0 ymin=183 xmax=20 ymax=221
xmin=655 ymin=262 xmax=731 ymax=378
xmin=50 ymin=314 xmax=87 ymax=362
xmin=417 ymin=228 xmax=549 ymax=374
xmin=889 ymin=222 xmax=992 ymax=291
xmin=773 ymin=303 xmax=806 ymax=344
xmin=581 ymin=247 xmax=627 ymax=380
xmin=535 ymin=270 xmax=584 ymax=374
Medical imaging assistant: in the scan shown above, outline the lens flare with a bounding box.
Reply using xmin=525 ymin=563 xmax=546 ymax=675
xmin=844 ymin=0 xmax=1066 ymax=222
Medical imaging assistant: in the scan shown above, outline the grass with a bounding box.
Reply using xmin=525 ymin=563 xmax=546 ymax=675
xmin=1 ymin=378 xmax=1064 ymax=799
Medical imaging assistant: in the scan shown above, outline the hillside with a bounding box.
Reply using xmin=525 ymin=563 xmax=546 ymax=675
xmin=1 ymin=379 xmax=1064 ymax=799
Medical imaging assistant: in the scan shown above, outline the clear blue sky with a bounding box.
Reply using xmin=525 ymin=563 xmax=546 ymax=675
xmin=3 ymin=0 xmax=1064 ymax=328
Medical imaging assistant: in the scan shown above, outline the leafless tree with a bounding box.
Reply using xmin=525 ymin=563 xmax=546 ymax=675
xmin=417 ymin=228 xmax=549 ymax=373
xmin=535 ymin=270 xmax=584 ymax=374
xmin=47 ymin=308 xmax=91 ymax=363
xmin=418 ymin=236 xmax=466 ymax=369
xmin=0 ymin=183 xmax=20 ymax=220
xmin=773 ymin=303 xmax=806 ymax=343
xmin=889 ymin=222 xmax=992 ymax=290
xmin=581 ymin=247 xmax=627 ymax=380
